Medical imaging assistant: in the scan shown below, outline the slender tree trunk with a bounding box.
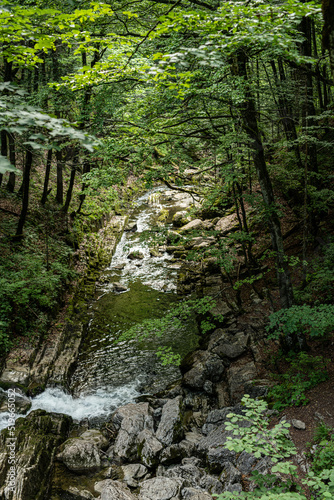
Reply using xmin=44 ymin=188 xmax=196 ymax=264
xmin=16 ymin=149 xmax=33 ymax=237
xmin=41 ymin=149 xmax=53 ymax=205
xmin=0 ymin=130 xmax=7 ymax=188
xmin=234 ymin=51 xmax=294 ymax=310
xmin=56 ymin=149 xmax=63 ymax=204
xmin=63 ymin=154 xmax=78 ymax=213
xmin=6 ymin=133 xmax=16 ymax=192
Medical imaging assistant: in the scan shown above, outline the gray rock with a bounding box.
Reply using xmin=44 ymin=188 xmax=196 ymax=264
xmin=182 ymin=352 xmax=224 ymax=390
xmin=113 ymin=282 xmax=128 ymax=292
xmin=0 ymin=388 xmax=31 ymax=414
xmin=197 ymin=424 xmax=236 ymax=473
xmin=179 ymin=219 xmax=204 ymax=233
xmin=95 ymin=479 xmax=137 ymax=500
xmin=156 ymin=397 xmax=184 ymax=446
xmin=236 ymin=450 xmax=257 ymax=475
xmin=137 ymin=429 xmax=163 ymax=467
xmin=121 ymin=463 xmax=148 ymax=488
xmin=57 ymin=438 xmax=101 ymax=473
xmin=181 ymin=487 xmax=212 ymax=499
xmin=79 ymin=429 xmax=109 ymax=450
xmin=125 ymin=222 xmax=137 ymax=232
xmin=128 ymin=251 xmax=144 ymax=260
xmin=219 ymin=461 xmax=241 ymax=485
xmin=199 ymin=474 xmax=223 ymax=495
xmin=160 ymin=441 xmax=194 ymax=465
xmin=172 ymin=211 xmax=191 ymax=228
xmin=292 ymin=419 xmax=306 ymax=430
xmin=202 ymin=408 xmax=235 ymax=435
xmin=224 ymin=483 xmax=243 ymax=493
xmin=227 ymin=360 xmax=257 ymax=403
xmin=157 ymin=463 xmax=203 ymax=488
xmin=139 ymin=477 xmax=183 ymax=500
xmin=214 ymin=214 xmax=238 ymax=234
xmin=113 ymin=403 xmax=154 ymax=460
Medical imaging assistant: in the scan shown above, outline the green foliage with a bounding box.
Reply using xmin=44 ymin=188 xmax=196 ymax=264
xmin=118 ymin=296 xmax=223 ymax=365
xmin=267 ymin=304 xmax=334 ymax=342
xmin=311 ymin=435 xmax=334 ymax=474
xmin=267 ymin=352 xmax=329 ymax=410
xmin=213 ymin=396 xmax=334 ymax=500
xmin=0 ymin=235 xmax=76 ymax=355
xmin=295 ymin=241 xmax=334 ymax=304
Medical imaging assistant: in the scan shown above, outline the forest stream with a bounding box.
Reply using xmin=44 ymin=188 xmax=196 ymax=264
xmin=0 ymin=188 xmax=200 ymax=429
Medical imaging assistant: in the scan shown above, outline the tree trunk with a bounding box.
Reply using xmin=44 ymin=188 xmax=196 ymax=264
xmin=0 ymin=130 xmax=7 ymax=188
xmin=6 ymin=133 xmax=16 ymax=192
xmin=235 ymin=52 xmax=294 ymax=310
xmin=56 ymin=149 xmax=63 ymax=205
xmin=41 ymin=149 xmax=53 ymax=205
xmin=63 ymin=155 xmax=78 ymax=213
xmin=16 ymin=149 xmax=33 ymax=237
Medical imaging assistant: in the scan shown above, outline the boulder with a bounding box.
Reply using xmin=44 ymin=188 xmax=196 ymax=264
xmin=157 ymin=463 xmax=203 ymax=488
xmin=214 ymin=214 xmax=238 ymax=234
xmin=128 ymin=251 xmax=145 ymax=260
xmin=112 ymin=403 xmax=154 ymax=460
xmin=121 ymin=463 xmax=148 ymax=488
xmin=219 ymin=461 xmax=242 ymax=486
xmin=79 ymin=429 xmax=109 ymax=450
xmin=156 ymin=397 xmax=184 ymax=446
xmin=95 ymin=479 xmax=137 ymax=500
xmin=179 ymin=219 xmax=204 ymax=233
xmin=137 ymin=429 xmax=163 ymax=468
xmin=172 ymin=211 xmax=191 ymax=228
xmin=197 ymin=424 xmax=236 ymax=473
xmin=227 ymin=360 xmax=257 ymax=403
xmin=57 ymin=438 xmax=101 ymax=473
xmin=113 ymin=282 xmax=128 ymax=293
xmin=181 ymin=487 xmax=212 ymax=499
xmin=199 ymin=474 xmax=223 ymax=495
xmin=139 ymin=477 xmax=183 ymax=500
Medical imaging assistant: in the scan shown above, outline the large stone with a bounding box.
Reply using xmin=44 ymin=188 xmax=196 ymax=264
xmin=139 ymin=477 xmax=183 ymax=500
xmin=57 ymin=438 xmax=101 ymax=473
xmin=179 ymin=219 xmax=204 ymax=233
xmin=172 ymin=211 xmax=191 ymax=228
xmin=112 ymin=403 xmax=154 ymax=460
xmin=181 ymin=487 xmax=212 ymax=499
xmin=214 ymin=214 xmax=238 ymax=234
xmin=197 ymin=424 xmax=236 ymax=473
xmin=157 ymin=463 xmax=203 ymax=488
xmin=227 ymin=360 xmax=257 ymax=403
xmin=156 ymin=397 xmax=184 ymax=446
xmin=95 ymin=479 xmax=137 ymax=500
xmin=121 ymin=463 xmax=148 ymax=488
xmin=182 ymin=352 xmax=224 ymax=391
xmin=79 ymin=429 xmax=109 ymax=450
xmin=199 ymin=474 xmax=223 ymax=495
xmin=236 ymin=450 xmax=257 ymax=475
xmin=202 ymin=408 xmax=236 ymax=435
xmin=219 ymin=461 xmax=242 ymax=486
xmin=137 ymin=429 xmax=163 ymax=468
xmin=0 ymin=410 xmax=72 ymax=500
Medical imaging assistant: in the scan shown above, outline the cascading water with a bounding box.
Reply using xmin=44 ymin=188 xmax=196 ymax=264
xmin=0 ymin=188 xmax=199 ymax=429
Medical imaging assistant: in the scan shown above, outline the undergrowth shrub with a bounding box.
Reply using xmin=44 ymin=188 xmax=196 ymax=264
xmin=267 ymin=353 xmax=329 ymax=410
xmin=0 ymin=238 xmax=76 ymax=354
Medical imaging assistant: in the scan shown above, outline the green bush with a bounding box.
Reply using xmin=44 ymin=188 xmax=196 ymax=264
xmin=0 ymin=240 xmax=76 ymax=354
xmin=267 ymin=353 xmax=329 ymax=411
